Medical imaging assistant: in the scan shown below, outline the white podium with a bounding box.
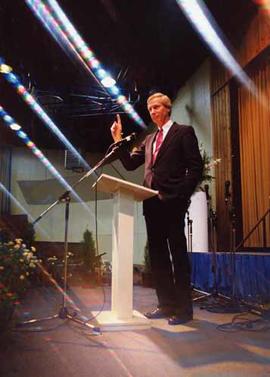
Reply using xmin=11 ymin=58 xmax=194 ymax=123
xmin=92 ymin=174 xmax=158 ymax=331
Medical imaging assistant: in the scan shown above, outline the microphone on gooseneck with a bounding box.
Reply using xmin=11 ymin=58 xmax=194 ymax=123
xmin=112 ymin=132 xmax=137 ymax=148
xmin=224 ymin=180 xmax=231 ymax=203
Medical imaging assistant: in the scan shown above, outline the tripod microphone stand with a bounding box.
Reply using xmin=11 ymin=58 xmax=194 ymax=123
xmin=192 ymin=186 xmax=233 ymax=307
xmin=198 ymin=182 xmax=245 ymax=313
xmin=224 ymin=189 xmax=245 ymax=311
xmin=18 ymin=144 xmax=122 ymax=332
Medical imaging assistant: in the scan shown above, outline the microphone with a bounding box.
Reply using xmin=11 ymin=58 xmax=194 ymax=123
xmin=224 ymin=180 xmax=231 ymax=203
xmin=112 ymin=133 xmax=136 ymax=148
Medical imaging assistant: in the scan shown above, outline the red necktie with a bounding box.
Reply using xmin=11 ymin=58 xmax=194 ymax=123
xmin=153 ymin=128 xmax=163 ymax=163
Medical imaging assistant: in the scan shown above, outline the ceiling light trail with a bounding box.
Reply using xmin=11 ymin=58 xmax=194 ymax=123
xmin=176 ymin=0 xmax=257 ymax=94
xmin=0 ymin=105 xmax=89 ymax=211
xmin=47 ymin=0 xmax=146 ymax=127
xmin=25 ymin=0 xmax=146 ymax=129
xmin=0 ymin=182 xmax=49 ymax=238
xmin=0 ymin=62 xmax=12 ymax=74
xmin=0 ymin=63 xmax=92 ymax=174
xmin=24 ymin=0 xmax=99 ymax=84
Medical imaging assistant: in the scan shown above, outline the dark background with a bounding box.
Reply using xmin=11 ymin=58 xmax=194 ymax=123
xmin=0 ymin=0 xmax=255 ymax=152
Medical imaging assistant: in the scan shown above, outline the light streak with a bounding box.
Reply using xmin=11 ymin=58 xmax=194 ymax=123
xmin=0 ymin=105 xmax=88 ymax=208
xmin=0 ymin=64 xmax=12 ymax=74
xmin=176 ymin=0 xmax=257 ymax=94
xmin=0 ymin=182 xmax=48 ymax=238
xmin=25 ymin=0 xmax=146 ymax=129
xmin=0 ymin=59 xmax=92 ymax=173
xmin=36 ymin=261 xmax=82 ymax=312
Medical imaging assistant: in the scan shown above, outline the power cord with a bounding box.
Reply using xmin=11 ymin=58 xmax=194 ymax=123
xmin=217 ymin=311 xmax=270 ymax=332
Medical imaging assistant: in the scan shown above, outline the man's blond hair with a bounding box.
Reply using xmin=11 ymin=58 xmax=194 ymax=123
xmin=147 ymin=92 xmax=172 ymax=110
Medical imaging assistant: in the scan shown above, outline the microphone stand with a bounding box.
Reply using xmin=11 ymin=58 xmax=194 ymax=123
xmin=199 ymin=186 xmax=244 ymax=312
xmin=186 ymin=208 xmax=193 ymax=253
xmin=227 ymin=200 xmax=241 ymax=308
xmin=193 ymin=187 xmax=233 ymax=308
xmin=18 ymin=145 xmax=121 ymax=332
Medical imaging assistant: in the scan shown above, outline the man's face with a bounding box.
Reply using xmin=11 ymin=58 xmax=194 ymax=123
xmin=147 ymin=98 xmax=170 ymax=127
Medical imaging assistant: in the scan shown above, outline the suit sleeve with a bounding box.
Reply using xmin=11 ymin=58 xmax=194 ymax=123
xmin=117 ymin=140 xmax=146 ymax=171
xmin=157 ymin=126 xmax=203 ymax=202
xmin=181 ymin=127 xmax=203 ymax=198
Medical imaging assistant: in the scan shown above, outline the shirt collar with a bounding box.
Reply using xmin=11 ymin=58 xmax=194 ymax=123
xmin=158 ymin=119 xmax=173 ymax=132
xmin=158 ymin=119 xmax=173 ymax=134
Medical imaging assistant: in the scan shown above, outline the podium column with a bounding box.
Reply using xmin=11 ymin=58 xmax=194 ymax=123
xmin=112 ymin=189 xmax=134 ymax=318
xmin=91 ymin=173 xmax=157 ymax=331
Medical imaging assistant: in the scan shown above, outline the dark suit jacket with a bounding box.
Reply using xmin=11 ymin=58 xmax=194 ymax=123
xmin=119 ymin=122 xmax=203 ymax=213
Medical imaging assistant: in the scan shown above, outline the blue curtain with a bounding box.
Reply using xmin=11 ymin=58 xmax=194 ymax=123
xmin=190 ymin=252 xmax=270 ymax=302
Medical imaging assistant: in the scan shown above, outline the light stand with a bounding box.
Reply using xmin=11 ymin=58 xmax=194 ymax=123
xmin=17 ymin=144 xmax=121 ymax=332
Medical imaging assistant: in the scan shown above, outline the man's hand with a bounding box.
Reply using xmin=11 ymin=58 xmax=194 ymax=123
xmin=111 ymin=114 xmax=123 ymax=142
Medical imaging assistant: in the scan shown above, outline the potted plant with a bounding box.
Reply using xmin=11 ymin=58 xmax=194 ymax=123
xmin=0 ymin=238 xmax=39 ymax=329
xmin=80 ymin=228 xmax=107 ymax=286
xmin=197 ymin=144 xmax=221 ymax=191
xmin=82 ymin=229 xmax=97 ymax=274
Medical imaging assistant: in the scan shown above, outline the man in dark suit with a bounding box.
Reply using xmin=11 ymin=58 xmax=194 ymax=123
xmin=111 ymin=92 xmax=203 ymax=325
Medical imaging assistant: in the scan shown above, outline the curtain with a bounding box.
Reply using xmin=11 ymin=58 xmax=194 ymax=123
xmin=238 ymin=60 xmax=270 ymax=247
xmin=212 ymin=85 xmax=232 ymax=251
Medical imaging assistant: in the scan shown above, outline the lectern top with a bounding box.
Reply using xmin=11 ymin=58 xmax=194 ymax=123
xmin=92 ymin=174 xmax=158 ymax=202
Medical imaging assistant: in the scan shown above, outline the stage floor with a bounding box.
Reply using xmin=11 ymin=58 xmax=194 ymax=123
xmin=1 ymin=284 xmax=270 ymax=377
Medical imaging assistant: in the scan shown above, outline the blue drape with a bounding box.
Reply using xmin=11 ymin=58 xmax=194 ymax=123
xmin=190 ymin=252 xmax=270 ymax=302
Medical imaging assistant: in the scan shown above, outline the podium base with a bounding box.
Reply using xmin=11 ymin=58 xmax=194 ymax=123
xmin=92 ymin=310 xmax=151 ymax=332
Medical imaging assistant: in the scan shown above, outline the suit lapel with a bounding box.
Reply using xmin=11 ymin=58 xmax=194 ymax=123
xmin=145 ymin=131 xmax=157 ymax=166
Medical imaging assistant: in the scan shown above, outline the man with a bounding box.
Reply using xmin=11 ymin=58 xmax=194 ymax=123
xmin=111 ymin=92 xmax=203 ymax=325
